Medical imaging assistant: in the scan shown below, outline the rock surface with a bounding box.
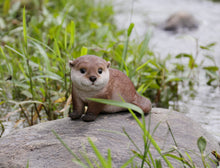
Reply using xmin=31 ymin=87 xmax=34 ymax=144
xmin=0 ymin=108 xmax=219 ymax=168
xmin=163 ymin=11 xmax=199 ymax=32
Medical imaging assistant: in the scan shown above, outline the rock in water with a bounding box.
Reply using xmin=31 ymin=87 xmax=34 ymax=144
xmin=0 ymin=108 xmax=219 ymax=167
xmin=163 ymin=11 xmax=199 ymax=32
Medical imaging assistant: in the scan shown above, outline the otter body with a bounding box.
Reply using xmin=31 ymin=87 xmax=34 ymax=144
xmin=69 ymin=55 xmax=151 ymax=121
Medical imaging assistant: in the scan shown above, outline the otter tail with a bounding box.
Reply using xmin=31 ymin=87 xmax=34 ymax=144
xmin=133 ymin=94 xmax=152 ymax=114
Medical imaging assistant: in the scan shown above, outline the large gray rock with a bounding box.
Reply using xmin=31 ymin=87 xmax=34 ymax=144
xmin=0 ymin=108 xmax=219 ymax=168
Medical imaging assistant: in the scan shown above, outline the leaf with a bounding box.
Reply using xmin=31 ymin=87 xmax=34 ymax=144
xmin=165 ymin=76 xmax=183 ymax=83
xmin=87 ymin=98 xmax=143 ymax=115
xmin=54 ymin=38 xmax=61 ymax=58
xmin=120 ymin=156 xmax=135 ymax=168
xmin=127 ymin=23 xmax=134 ymax=37
xmin=64 ymin=25 xmax=68 ymax=50
xmin=54 ymin=97 xmax=66 ymax=103
xmin=80 ymin=46 xmax=88 ymax=56
xmin=155 ymin=159 xmax=162 ymax=168
xmin=203 ymin=66 xmax=219 ymax=72
xmin=52 ymin=130 xmax=80 ymax=161
xmin=197 ymin=136 xmax=207 ymax=154
xmin=88 ymin=137 xmax=108 ymax=168
xmin=26 ymin=160 xmax=29 ymax=168
xmin=32 ymin=41 xmax=49 ymax=66
xmin=21 ymin=90 xmax=33 ymax=98
xmin=175 ymin=53 xmax=193 ymax=59
xmin=69 ymin=20 xmax=75 ymax=49
xmin=149 ymin=60 xmax=162 ymax=69
xmin=8 ymin=100 xmax=44 ymax=106
xmin=138 ymin=32 xmax=151 ymax=62
xmin=107 ymin=149 xmax=112 ymax=168
xmin=23 ymin=7 xmax=27 ymax=48
xmin=79 ymin=151 xmax=93 ymax=168
xmin=5 ymin=45 xmax=25 ymax=59
xmin=200 ymin=42 xmax=216 ymax=50
xmin=28 ymin=36 xmax=55 ymax=54
xmin=3 ymin=0 xmax=10 ymax=15
xmin=136 ymin=59 xmax=151 ymax=72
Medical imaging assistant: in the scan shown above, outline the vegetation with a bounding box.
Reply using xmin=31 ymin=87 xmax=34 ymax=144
xmin=0 ymin=0 xmax=219 ymax=129
xmin=0 ymin=0 xmax=219 ymax=167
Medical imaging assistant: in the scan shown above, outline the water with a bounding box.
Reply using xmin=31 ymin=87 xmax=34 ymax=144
xmin=113 ymin=0 xmax=220 ymax=141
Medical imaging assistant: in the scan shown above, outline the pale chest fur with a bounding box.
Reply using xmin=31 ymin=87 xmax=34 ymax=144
xmin=74 ymin=87 xmax=98 ymax=103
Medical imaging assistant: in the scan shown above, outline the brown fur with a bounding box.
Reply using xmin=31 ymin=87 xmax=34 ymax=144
xmin=69 ymin=55 xmax=151 ymax=121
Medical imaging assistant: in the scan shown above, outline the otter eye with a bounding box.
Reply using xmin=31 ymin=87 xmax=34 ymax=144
xmin=80 ymin=68 xmax=86 ymax=74
xmin=98 ymin=68 xmax=103 ymax=74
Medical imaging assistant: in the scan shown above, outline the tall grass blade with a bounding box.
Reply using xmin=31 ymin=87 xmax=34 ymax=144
xmin=3 ymin=0 xmax=10 ymax=15
xmin=69 ymin=20 xmax=75 ymax=50
xmin=155 ymin=159 xmax=162 ymax=168
xmin=143 ymin=127 xmax=173 ymax=167
xmin=131 ymin=150 xmax=151 ymax=166
xmin=54 ymin=38 xmax=61 ymax=58
xmin=107 ymin=149 xmax=112 ymax=168
xmin=64 ymin=25 xmax=68 ymax=50
xmin=32 ymin=41 xmax=49 ymax=67
xmin=123 ymin=128 xmax=142 ymax=153
xmin=23 ymin=7 xmax=27 ymax=49
xmin=5 ymin=45 xmax=25 ymax=59
xmin=120 ymin=156 xmax=135 ymax=168
xmin=26 ymin=160 xmax=29 ymax=168
xmin=120 ymin=23 xmax=134 ymax=70
xmin=52 ymin=130 xmax=80 ymax=161
xmin=148 ymin=150 xmax=156 ymax=168
xmin=88 ymin=137 xmax=108 ymax=168
xmin=138 ymin=32 xmax=151 ymax=62
xmin=87 ymin=98 xmax=143 ymax=114
xmin=28 ymin=36 xmax=55 ymax=54
xmin=79 ymin=151 xmax=94 ymax=168
xmin=0 ymin=47 xmax=13 ymax=75
xmin=136 ymin=59 xmax=152 ymax=72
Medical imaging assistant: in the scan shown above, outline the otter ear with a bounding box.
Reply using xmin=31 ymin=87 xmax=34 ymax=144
xmin=107 ymin=61 xmax=111 ymax=68
xmin=69 ymin=60 xmax=75 ymax=68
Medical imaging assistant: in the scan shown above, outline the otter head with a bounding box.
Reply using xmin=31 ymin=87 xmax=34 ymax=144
xmin=69 ymin=55 xmax=111 ymax=91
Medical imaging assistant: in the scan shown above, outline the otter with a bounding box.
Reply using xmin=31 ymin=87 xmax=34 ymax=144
xmin=69 ymin=55 xmax=151 ymax=122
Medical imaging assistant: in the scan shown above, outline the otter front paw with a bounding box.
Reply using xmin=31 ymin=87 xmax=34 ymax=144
xmin=69 ymin=112 xmax=82 ymax=120
xmin=81 ymin=113 xmax=97 ymax=122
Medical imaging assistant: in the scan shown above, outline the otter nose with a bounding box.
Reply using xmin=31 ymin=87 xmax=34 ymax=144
xmin=89 ymin=76 xmax=97 ymax=82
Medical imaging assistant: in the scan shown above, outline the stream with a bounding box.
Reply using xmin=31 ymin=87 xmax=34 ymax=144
xmin=113 ymin=0 xmax=220 ymax=141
